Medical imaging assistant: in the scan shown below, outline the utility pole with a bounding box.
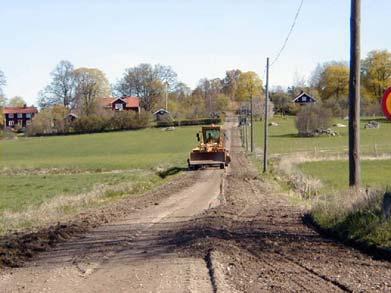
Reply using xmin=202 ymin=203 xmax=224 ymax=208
xmin=263 ymin=58 xmax=270 ymax=173
xmin=348 ymin=0 xmax=361 ymax=188
xmin=244 ymin=106 xmax=248 ymax=152
xmin=250 ymin=97 xmax=254 ymax=152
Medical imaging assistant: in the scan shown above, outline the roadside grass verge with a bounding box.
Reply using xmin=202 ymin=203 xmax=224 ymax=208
xmin=0 ymin=170 xmax=167 ymax=234
xmin=0 ymin=126 xmax=199 ymax=234
xmin=311 ymin=189 xmax=391 ymax=249
xmin=251 ymin=116 xmax=391 ymax=250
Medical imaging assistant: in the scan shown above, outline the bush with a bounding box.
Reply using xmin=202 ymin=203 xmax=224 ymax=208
xmin=109 ymin=110 xmax=151 ymax=130
xmin=26 ymin=105 xmax=71 ymax=136
xmin=295 ymin=104 xmax=332 ymax=136
xmin=72 ymin=115 xmax=110 ymax=133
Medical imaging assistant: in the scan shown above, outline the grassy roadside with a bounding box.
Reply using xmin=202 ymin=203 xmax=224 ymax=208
xmin=311 ymin=190 xmax=391 ymax=249
xmin=250 ymin=115 xmax=391 ymax=250
xmin=0 ymin=126 xmax=199 ymax=234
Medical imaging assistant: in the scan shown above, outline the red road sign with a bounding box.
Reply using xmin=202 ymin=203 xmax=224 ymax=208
xmin=382 ymin=87 xmax=391 ymax=120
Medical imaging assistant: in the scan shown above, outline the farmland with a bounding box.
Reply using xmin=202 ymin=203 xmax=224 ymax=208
xmin=254 ymin=116 xmax=391 ymax=155
xmin=252 ymin=116 xmax=391 ymax=189
xmin=0 ymin=126 xmax=198 ymax=233
xmin=299 ymin=159 xmax=391 ymax=191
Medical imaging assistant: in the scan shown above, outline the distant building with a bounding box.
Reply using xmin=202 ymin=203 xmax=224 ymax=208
xmin=100 ymin=96 xmax=141 ymax=112
xmin=153 ymin=108 xmax=171 ymax=121
xmin=3 ymin=105 xmax=38 ymax=128
xmin=65 ymin=113 xmax=78 ymax=122
xmin=292 ymin=91 xmax=317 ymax=105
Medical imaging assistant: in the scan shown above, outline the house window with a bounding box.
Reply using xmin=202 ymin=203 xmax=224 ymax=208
xmin=18 ymin=120 xmax=23 ymax=126
xmin=17 ymin=113 xmax=23 ymax=119
xmin=115 ymin=103 xmax=123 ymax=111
xmin=8 ymin=113 xmax=14 ymax=119
xmin=26 ymin=120 xmax=31 ymax=126
xmin=8 ymin=120 xmax=14 ymax=126
xmin=26 ymin=113 xmax=32 ymax=119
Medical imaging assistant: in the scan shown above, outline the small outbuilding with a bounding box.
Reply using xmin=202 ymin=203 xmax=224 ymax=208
xmin=66 ymin=113 xmax=78 ymax=122
xmin=292 ymin=91 xmax=317 ymax=105
xmin=153 ymin=109 xmax=171 ymax=122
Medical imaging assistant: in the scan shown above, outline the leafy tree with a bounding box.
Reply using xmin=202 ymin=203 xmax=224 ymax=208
xmin=235 ymin=71 xmax=263 ymax=101
xmin=315 ymin=62 xmax=349 ymax=100
xmin=8 ymin=96 xmax=26 ymax=107
xmin=214 ymin=94 xmax=229 ymax=113
xmin=74 ymin=68 xmax=111 ymax=116
xmin=38 ymin=60 xmax=76 ymax=108
xmin=362 ymin=50 xmax=391 ymax=101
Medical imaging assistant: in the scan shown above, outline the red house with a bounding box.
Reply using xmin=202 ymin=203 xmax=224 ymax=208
xmin=3 ymin=105 xmax=38 ymax=128
xmin=100 ymin=96 xmax=140 ymax=112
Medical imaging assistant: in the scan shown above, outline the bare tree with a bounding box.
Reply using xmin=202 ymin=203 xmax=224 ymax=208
xmin=0 ymin=70 xmax=6 ymax=106
xmin=116 ymin=64 xmax=178 ymax=111
xmin=38 ymin=61 xmax=76 ymax=108
xmin=222 ymin=69 xmax=241 ymax=100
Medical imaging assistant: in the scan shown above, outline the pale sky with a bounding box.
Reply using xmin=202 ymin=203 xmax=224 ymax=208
xmin=1 ymin=0 xmax=390 ymax=105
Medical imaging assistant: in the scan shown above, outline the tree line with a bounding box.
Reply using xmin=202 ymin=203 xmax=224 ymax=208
xmin=271 ymin=50 xmax=391 ymax=118
xmin=1 ymin=48 xmax=391 ymax=126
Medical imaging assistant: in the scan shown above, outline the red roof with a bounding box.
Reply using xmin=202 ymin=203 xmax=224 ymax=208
xmin=3 ymin=106 xmax=38 ymax=114
xmin=122 ymin=96 xmax=140 ymax=108
xmin=100 ymin=96 xmax=140 ymax=108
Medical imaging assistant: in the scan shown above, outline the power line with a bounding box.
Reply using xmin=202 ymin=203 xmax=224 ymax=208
xmin=269 ymin=0 xmax=305 ymax=68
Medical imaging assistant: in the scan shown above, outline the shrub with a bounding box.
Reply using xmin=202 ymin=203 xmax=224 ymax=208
xmin=72 ymin=115 xmax=110 ymax=133
xmin=26 ymin=105 xmax=71 ymax=136
xmin=295 ymin=104 xmax=332 ymax=136
xmin=109 ymin=110 xmax=151 ymax=130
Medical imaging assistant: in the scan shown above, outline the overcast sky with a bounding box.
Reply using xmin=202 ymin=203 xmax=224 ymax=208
xmin=1 ymin=0 xmax=390 ymax=105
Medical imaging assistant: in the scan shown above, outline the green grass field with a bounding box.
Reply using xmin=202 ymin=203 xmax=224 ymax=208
xmin=299 ymin=160 xmax=391 ymax=191
xmin=0 ymin=127 xmax=199 ymax=232
xmin=251 ymin=115 xmax=391 ymax=248
xmin=254 ymin=116 xmax=391 ymax=155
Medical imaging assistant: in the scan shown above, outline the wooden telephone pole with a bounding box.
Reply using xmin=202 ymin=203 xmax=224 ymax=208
xmin=250 ymin=97 xmax=254 ymax=152
xmin=349 ymin=0 xmax=361 ymax=188
xmin=263 ymin=58 xmax=270 ymax=173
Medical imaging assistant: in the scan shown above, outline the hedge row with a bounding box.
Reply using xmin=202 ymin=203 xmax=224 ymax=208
xmin=156 ymin=118 xmax=221 ymax=128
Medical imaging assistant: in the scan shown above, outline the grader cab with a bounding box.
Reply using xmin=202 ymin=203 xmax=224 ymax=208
xmin=188 ymin=125 xmax=231 ymax=169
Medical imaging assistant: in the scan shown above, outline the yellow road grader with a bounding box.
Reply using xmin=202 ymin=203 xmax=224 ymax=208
xmin=188 ymin=125 xmax=231 ymax=170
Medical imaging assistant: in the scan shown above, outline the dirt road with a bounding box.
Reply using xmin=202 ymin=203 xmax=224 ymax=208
xmin=1 ymin=118 xmax=391 ymax=292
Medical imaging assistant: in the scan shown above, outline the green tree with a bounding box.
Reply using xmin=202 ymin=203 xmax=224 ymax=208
xmin=362 ymin=50 xmax=391 ymax=101
xmin=316 ymin=62 xmax=349 ymax=100
xmin=8 ymin=96 xmax=26 ymax=107
xmin=74 ymin=68 xmax=111 ymax=116
xmin=235 ymin=71 xmax=263 ymax=101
